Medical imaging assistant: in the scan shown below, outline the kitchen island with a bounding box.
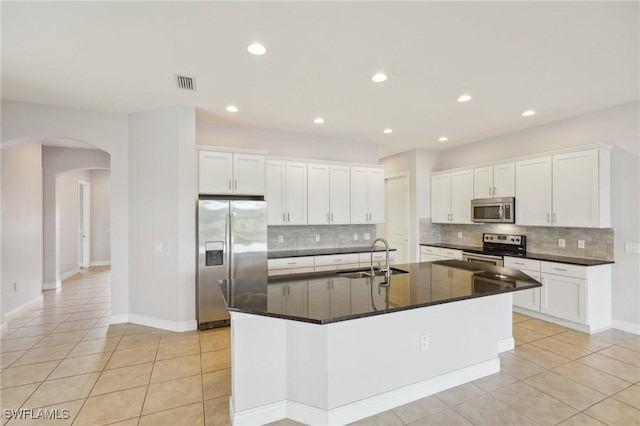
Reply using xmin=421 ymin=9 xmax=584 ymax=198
xmin=220 ymin=260 xmax=541 ymax=426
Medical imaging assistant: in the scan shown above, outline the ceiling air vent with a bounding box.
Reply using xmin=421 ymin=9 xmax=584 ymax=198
xmin=175 ymin=75 xmax=196 ymax=91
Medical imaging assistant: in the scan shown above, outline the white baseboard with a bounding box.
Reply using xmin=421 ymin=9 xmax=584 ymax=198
xmin=90 ymin=261 xmax=111 ymax=267
xmin=60 ymin=268 xmax=79 ymax=281
xmin=231 ymin=358 xmax=499 ymax=426
xmin=498 ymin=337 xmax=515 ymax=353
xmin=4 ymin=295 xmax=44 ymax=319
xmin=612 ymin=319 xmax=640 ymax=335
xmin=109 ymin=313 xmax=197 ymax=332
xmin=513 ymin=307 xmax=597 ymax=334
xmin=43 ymin=280 xmax=61 ymax=290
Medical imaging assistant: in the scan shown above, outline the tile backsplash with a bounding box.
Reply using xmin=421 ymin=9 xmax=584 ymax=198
xmin=268 ymin=225 xmax=377 ymax=251
xmin=420 ymin=218 xmax=613 ymax=260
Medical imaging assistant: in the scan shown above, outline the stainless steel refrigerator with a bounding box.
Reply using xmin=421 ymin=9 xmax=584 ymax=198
xmin=197 ymin=196 xmax=267 ymax=329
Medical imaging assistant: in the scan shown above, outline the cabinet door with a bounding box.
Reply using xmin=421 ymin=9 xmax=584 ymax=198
xmin=198 ymin=151 xmax=233 ymax=194
xmin=431 ymin=173 xmax=451 ymax=223
xmin=233 ymin=154 xmax=265 ymax=195
xmin=350 ymin=281 xmax=371 ymax=314
xmin=330 ymin=277 xmax=351 ymax=317
xmin=553 ymin=150 xmax=599 ymax=228
xmin=450 ymin=170 xmax=474 ymax=224
xmin=329 ymin=165 xmax=350 ymax=224
xmin=266 ymin=160 xmax=286 ymax=225
xmin=285 ymin=162 xmax=308 ymax=225
xmin=350 ymin=167 xmax=369 ymax=224
xmin=307 ymin=163 xmax=330 ymax=225
xmin=516 ymin=157 xmax=552 ymax=226
xmin=285 ymin=281 xmax=308 ymax=317
xmin=540 ymin=274 xmax=586 ymax=323
xmin=267 ymin=284 xmax=285 ymax=314
xmin=368 ymin=168 xmax=385 ymax=223
xmin=421 ymin=254 xmax=440 ymax=262
xmin=473 ymin=167 xmax=493 ymax=199
xmin=512 ymin=271 xmax=541 ymax=311
xmin=307 ymin=280 xmax=330 ymax=320
xmin=493 ymin=163 xmax=515 ymax=197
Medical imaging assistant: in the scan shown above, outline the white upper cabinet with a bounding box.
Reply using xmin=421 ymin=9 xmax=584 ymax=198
xmin=350 ymin=167 xmax=385 ymax=224
xmin=307 ymin=163 xmax=351 ymax=225
xmin=516 ymin=157 xmax=553 ymax=226
xmin=329 ymin=165 xmax=351 ymax=224
xmin=266 ymin=160 xmax=307 ymax=225
xmin=431 ymin=170 xmax=473 ymax=224
xmin=473 ymin=163 xmax=515 ymax=199
xmin=198 ymin=150 xmax=265 ymax=195
xmin=516 ymin=147 xmax=610 ymax=228
xmin=307 ymin=163 xmax=331 ymax=225
xmin=553 ymin=149 xmax=609 ymax=228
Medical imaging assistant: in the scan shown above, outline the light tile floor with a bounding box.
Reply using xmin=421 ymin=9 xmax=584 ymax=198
xmin=0 ymin=267 xmax=638 ymax=426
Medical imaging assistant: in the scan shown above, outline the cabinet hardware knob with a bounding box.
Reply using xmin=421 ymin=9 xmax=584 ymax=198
xmin=228 ymin=180 xmax=232 ymax=190
xmin=547 ymin=213 xmax=550 ymax=223
xmin=282 ymin=213 xmax=285 ymax=222
xmin=235 ymin=180 xmax=238 ymax=190
xmin=553 ymin=213 xmax=557 ymax=223
xmin=493 ymin=186 xmax=496 ymax=195
xmin=288 ymin=213 xmax=290 ymax=222
xmin=489 ymin=187 xmax=492 ymax=196
xmin=331 ymin=213 xmax=334 ymax=221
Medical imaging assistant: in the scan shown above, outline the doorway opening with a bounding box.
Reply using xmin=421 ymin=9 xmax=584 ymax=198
xmin=384 ymin=172 xmax=410 ymax=263
xmin=78 ymin=180 xmax=91 ymax=269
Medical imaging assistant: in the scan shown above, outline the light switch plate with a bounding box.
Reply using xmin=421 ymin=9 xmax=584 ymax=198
xmin=420 ymin=335 xmax=429 ymax=351
xmin=315 ymin=234 xmax=320 ymax=242
xmin=154 ymin=242 xmax=162 ymax=252
xmin=278 ymin=235 xmax=284 ymax=243
xmin=558 ymin=239 xmax=565 ymax=248
xmin=578 ymin=240 xmax=585 ymax=249
xmin=458 ymin=232 xmax=462 ymax=239
xmin=353 ymin=233 xmax=358 ymax=241
xmin=364 ymin=233 xmax=370 ymax=240
xmin=625 ymin=242 xmax=640 ymax=253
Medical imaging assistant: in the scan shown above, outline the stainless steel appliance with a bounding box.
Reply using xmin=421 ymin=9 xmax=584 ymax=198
xmin=197 ymin=196 xmax=267 ymax=329
xmin=471 ymin=197 xmax=515 ymax=223
xmin=462 ymin=233 xmax=526 ymax=267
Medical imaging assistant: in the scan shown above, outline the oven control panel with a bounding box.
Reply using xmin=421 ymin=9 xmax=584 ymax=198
xmin=483 ymin=233 xmax=525 ymax=246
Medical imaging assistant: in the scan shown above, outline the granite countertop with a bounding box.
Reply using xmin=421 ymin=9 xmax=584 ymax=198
xmin=420 ymin=242 xmax=613 ymax=267
xmin=219 ymin=260 xmax=541 ymax=324
xmin=268 ymin=246 xmax=397 ymax=259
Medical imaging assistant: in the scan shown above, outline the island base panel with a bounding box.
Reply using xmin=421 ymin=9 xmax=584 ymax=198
xmin=230 ymin=293 xmax=513 ymax=426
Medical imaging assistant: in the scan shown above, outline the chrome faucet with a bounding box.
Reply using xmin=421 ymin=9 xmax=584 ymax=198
xmin=370 ymin=238 xmax=391 ymax=284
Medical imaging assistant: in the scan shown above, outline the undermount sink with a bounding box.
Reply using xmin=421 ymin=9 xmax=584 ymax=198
xmin=337 ymin=268 xmax=409 ymax=279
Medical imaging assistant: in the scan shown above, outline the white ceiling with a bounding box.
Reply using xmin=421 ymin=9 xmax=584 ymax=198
xmin=2 ymin=2 xmax=638 ymax=158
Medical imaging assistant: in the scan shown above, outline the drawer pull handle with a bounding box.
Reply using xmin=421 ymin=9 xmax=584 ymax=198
xmin=334 ymin=259 xmax=343 ymax=262
xmin=515 ymin=262 xmax=525 ymax=266
xmin=287 ymin=262 xmax=296 ymax=265
xmin=554 ymin=268 xmax=567 ymax=271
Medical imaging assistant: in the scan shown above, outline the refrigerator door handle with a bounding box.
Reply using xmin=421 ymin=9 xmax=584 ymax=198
xmin=225 ymin=212 xmax=231 ymax=279
xmin=229 ymin=212 xmax=235 ymax=279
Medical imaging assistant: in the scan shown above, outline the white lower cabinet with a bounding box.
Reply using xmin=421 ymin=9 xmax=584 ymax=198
xmin=420 ymin=246 xmax=463 ymax=262
xmin=505 ymin=256 xmax=611 ymax=333
xmin=307 ymin=277 xmax=352 ymax=319
xmin=267 ymin=281 xmax=308 ymax=316
xmin=314 ymin=253 xmax=361 ymax=272
xmin=267 ymin=257 xmax=315 ymax=276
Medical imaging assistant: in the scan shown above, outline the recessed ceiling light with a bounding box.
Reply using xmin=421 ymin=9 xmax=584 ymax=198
xmin=383 ymin=128 xmax=393 ymax=134
xmin=226 ymin=105 xmax=239 ymax=113
xmin=457 ymin=94 xmax=472 ymax=103
xmin=372 ymin=73 xmax=388 ymax=83
xmin=438 ymin=136 xmax=449 ymax=142
xmin=247 ymin=43 xmax=267 ymax=56
xmin=522 ymin=110 xmax=536 ymax=117
xmin=314 ymin=117 xmax=324 ymax=124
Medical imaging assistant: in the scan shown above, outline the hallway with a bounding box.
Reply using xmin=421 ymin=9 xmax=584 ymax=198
xmin=1 ymin=267 xmax=639 ymax=425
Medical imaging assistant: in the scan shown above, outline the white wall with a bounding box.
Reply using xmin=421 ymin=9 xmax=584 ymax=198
xmin=380 ymin=149 xmax=440 ymax=262
xmin=1 ymin=141 xmax=43 ymax=319
xmin=42 ymin=146 xmax=111 ymax=286
xmin=2 ymin=100 xmax=129 ymax=318
xmin=197 ymin=122 xmax=379 ymax=164
xmin=128 ymin=106 xmax=196 ymax=329
xmin=90 ymin=169 xmax=111 ymax=264
xmin=437 ymin=101 xmax=640 ymax=331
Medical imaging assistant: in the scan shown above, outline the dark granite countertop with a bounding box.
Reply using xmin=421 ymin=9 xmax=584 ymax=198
xmin=219 ymin=260 xmax=541 ymax=324
xmin=420 ymin=243 xmax=613 ymax=267
xmin=268 ymin=246 xmax=397 ymax=259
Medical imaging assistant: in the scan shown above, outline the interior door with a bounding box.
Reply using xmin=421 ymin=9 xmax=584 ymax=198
xmin=385 ymin=174 xmax=409 ymax=263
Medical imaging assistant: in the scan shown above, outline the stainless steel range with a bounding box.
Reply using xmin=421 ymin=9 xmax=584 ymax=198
xmin=462 ymin=233 xmax=526 ymax=267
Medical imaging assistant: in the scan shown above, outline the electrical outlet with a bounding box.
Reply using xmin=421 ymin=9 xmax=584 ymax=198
xmin=420 ymin=335 xmax=429 ymax=351
xmin=315 ymin=234 xmax=320 ymax=242
xmin=14 ymin=282 xmax=17 ymax=292
xmin=353 ymin=233 xmax=358 ymax=241
xmin=154 ymin=242 xmax=162 ymax=252
xmin=457 ymin=232 xmax=462 ymax=239
xmin=364 ymin=233 xmax=371 ymax=240
xmin=278 ymin=235 xmax=284 ymax=243
xmin=558 ymin=239 xmax=565 ymax=248
xmin=625 ymin=242 xmax=640 ymax=253
xmin=578 ymin=240 xmax=585 ymax=249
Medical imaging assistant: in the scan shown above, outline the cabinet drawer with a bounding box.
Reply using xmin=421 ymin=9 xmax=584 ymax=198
xmin=359 ymin=251 xmax=396 ymax=263
xmin=314 ymin=253 xmax=360 ymax=267
xmin=420 ymin=246 xmax=440 ymax=256
xmin=504 ymin=257 xmax=540 ymax=271
xmin=541 ymin=261 xmax=586 ymax=279
xmin=268 ymin=256 xmax=315 ymax=270
xmin=440 ymin=249 xmax=463 ymax=260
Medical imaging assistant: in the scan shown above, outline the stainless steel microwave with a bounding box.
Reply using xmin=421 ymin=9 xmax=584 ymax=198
xmin=471 ymin=197 xmax=515 ymax=223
